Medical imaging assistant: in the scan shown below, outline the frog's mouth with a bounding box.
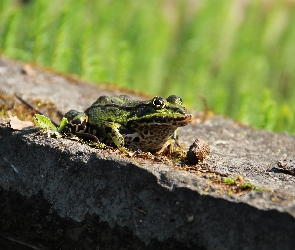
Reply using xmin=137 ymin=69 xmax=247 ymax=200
xmin=128 ymin=114 xmax=192 ymax=127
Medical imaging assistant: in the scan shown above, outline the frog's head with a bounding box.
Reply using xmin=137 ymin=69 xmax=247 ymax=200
xmin=127 ymin=95 xmax=192 ymax=127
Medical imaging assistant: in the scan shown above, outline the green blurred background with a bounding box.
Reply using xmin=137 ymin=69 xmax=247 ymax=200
xmin=0 ymin=0 xmax=294 ymax=133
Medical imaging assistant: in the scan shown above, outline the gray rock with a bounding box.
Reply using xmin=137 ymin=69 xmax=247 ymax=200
xmin=1 ymin=56 xmax=295 ymax=249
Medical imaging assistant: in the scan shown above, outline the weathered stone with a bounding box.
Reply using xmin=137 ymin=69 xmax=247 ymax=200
xmin=187 ymin=138 xmax=211 ymax=164
xmin=1 ymin=56 xmax=295 ymax=249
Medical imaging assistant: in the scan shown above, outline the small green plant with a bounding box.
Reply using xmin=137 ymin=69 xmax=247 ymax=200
xmin=222 ymin=176 xmax=268 ymax=192
xmin=33 ymin=114 xmax=68 ymax=133
xmin=223 ymin=177 xmax=236 ymax=185
xmin=240 ymin=183 xmax=255 ymax=190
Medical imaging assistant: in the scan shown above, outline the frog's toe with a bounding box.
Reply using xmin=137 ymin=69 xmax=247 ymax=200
xmin=156 ymin=137 xmax=179 ymax=155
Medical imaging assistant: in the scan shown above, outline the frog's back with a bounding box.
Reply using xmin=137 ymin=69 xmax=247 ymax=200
xmin=85 ymin=95 xmax=134 ymax=126
xmin=87 ymin=95 xmax=135 ymax=108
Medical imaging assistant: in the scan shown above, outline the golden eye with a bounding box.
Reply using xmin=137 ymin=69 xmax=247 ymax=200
xmin=152 ymin=97 xmax=165 ymax=109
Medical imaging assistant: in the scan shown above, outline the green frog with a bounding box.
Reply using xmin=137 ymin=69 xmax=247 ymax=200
xmin=64 ymin=95 xmax=192 ymax=152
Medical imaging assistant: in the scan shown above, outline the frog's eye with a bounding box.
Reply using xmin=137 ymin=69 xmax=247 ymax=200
xmin=167 ymin=95 xmax=182 ymax=105
xmin=152 ymin=97 xmax=165 ymax=109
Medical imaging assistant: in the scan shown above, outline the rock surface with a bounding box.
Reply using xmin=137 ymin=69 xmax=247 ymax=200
xmin=1 ymin=56 xmax=295 ymax=249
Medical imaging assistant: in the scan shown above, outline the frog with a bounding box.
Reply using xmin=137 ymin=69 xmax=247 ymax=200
xmin=64 ymin=95 xmax=192 ymax=152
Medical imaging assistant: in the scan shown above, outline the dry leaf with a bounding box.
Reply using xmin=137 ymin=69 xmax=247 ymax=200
xmin=9 ymin=116 xmax=34 ymax=130
xmin=22 ymin=64 xmax=37 ymax=76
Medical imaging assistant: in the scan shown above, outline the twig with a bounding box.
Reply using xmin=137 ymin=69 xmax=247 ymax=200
xmin=0 ymin=232 xmax=41 ymax=250
xmin=134 ymin=206 xmax=147 ymax=215
xmin=15 ymin=94 xmax=59 ymax=127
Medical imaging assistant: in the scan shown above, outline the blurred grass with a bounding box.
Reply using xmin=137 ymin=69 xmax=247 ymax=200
xmin=0 ymin=0 xmax=294 ymax=133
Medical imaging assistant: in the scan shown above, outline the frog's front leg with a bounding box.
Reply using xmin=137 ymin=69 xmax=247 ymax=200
xmin=157 ymin=130 xmax=180 ymax=155
xmin=104 ymin=122 xmax=129 ymax=152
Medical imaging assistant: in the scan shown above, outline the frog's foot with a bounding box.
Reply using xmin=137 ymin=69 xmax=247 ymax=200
xmin=156 ymin=137 xmax=186 ymax=161
xmin=156 ymin=137 xmax=178 ymax=155
xmin=64 ymin=110 xmax=88 ymax=133
xmin=156 ymin=130 xmax=181 ymax=155
xmin=71 ymin=132 xmax=99 ymax=142
xmin=103 ymin=122 xmax=130 ymax=153
xmin=115 ymin=144 xmax=131 ymax=154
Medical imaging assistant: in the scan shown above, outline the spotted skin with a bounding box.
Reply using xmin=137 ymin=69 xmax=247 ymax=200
xmin=64 ymin=110 xmax=88 ymax=133
xmin=64 ymin=95 xmax=191 ymax=152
